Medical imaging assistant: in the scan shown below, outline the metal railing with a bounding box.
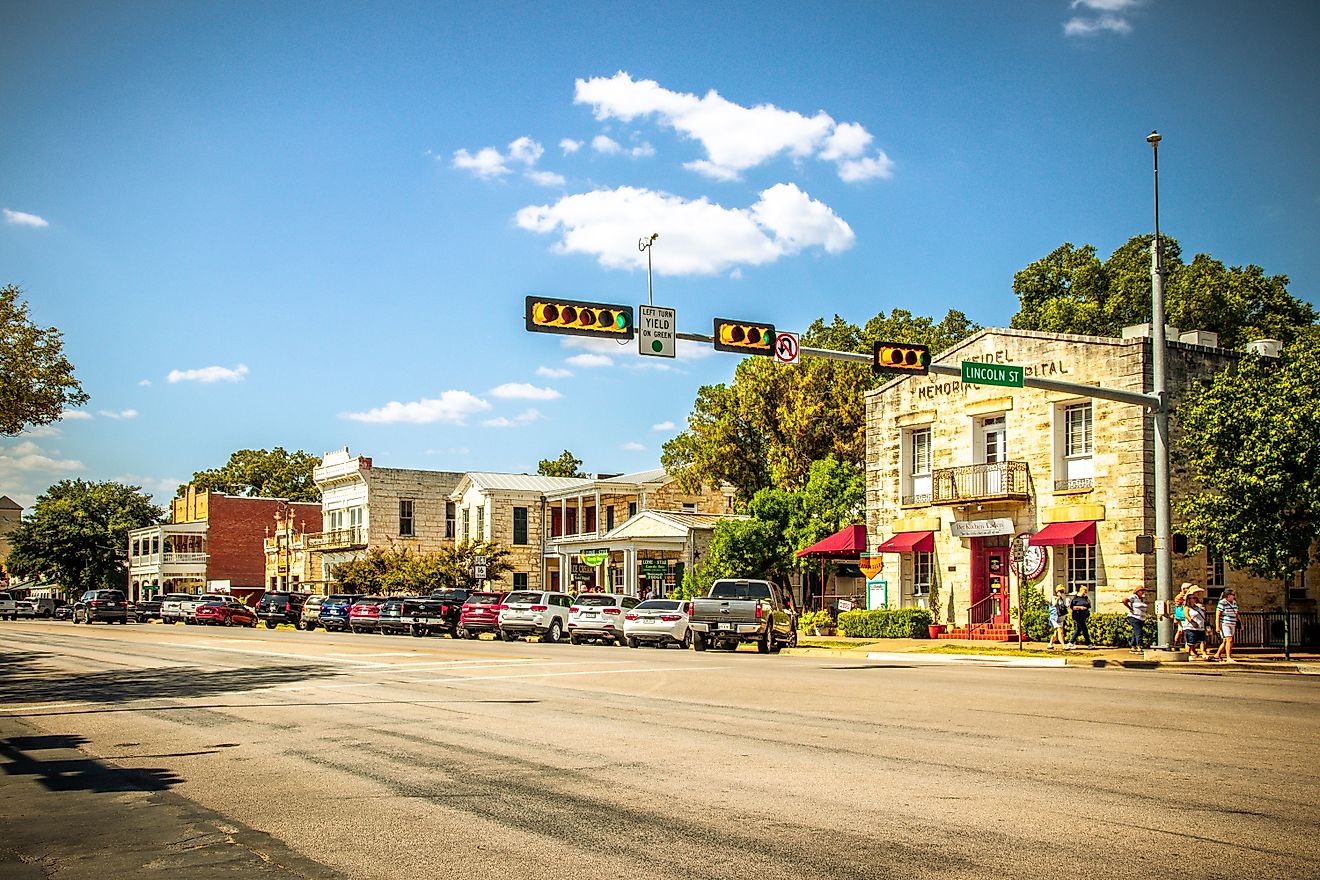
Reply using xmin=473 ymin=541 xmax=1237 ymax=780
xmin=931 ymin=461 xmax=1030 ymax=505
xmin=967 ymin=593 xmax=1003 ymax=627
xmin=1222 ymin=611 xmax=1318 ymax=648
xmin=306 ymin=527 xmax=367 ymax=550
xmin=1054 ymin=477 xmax=1094 ymax=492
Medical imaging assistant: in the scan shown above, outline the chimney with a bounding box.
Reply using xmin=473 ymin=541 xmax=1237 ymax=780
xmin=1178 ymin=330 xmax=1219 ymax=348
xmin=1246 ymin=339 xmax=1282 ymax=358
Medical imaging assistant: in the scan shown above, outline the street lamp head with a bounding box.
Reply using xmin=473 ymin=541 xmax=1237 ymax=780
xmin=1146 ymin=130 xmax=1162 ymax=146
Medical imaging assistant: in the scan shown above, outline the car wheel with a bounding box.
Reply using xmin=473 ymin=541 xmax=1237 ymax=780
xmin=500 ymin=629 xmax=518 ymax=642
xmin=543 ymin=620 xmax=563 ymax=644
xmin=304 ymin=620 xmax=316 ymax=631
xmin=627 ymin=637 xmax=639 ymax=649
xmin=455 ymin=627 xmax=467 ymax=640
xmin=72 ymin=611 xmax=81 ymax=624
xmin=758 ymin=629 xmax=772 ymax=654
xmin=786 ymin=629 xmax=798 ymax=648
xmin=678 ymin=631 xmax=691 ymax=650
xmin=692 ymin=631 xmax=707 ymax=652
xmin=265 ymin=621 xmax=276 ymax=629
xmin=568 ymin=633 xmax=580 ymax=645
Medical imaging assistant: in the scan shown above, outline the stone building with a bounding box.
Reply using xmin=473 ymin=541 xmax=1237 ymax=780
xmin=262 ymin=506 xmax=321 ymax=593
xmin=0 ymin=495 xmax=22 ymax=571
xmin=309 ymin=448 xmax=463 ymax=585
xmin=864 ymin=326 xmax=1316 ymax=632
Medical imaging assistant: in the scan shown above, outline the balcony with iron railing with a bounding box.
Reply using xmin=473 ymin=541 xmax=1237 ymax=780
xmin=306 ymin=527 xmax=368 ymax=551
xmin=930 ymin=461 xmax=1030 ymax=505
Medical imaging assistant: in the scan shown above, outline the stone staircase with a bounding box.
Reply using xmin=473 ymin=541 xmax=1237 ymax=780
xmin=939 ymin=622 xmax=1020 ymax=642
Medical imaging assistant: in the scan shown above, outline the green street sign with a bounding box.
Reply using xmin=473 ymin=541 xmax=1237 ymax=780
xmin=961 ymin=361 xmax=1024 ymax=388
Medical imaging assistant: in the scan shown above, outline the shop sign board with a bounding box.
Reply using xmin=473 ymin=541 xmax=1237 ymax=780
xmin=867 ymin=578 xmax=889 ymax=610
xmin=950 ymin=517 xmax=1016 ymax=538
xmin=641 ymin=559 xmax=670 ymax=576
xmin=579 ymin=548 xmax=609 ymax=566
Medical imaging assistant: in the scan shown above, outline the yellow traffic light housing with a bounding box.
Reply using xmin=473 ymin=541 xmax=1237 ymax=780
xmin=713 ymin=318 xmax=775 ymax=356
xmin=525 ymin=296 xmax=633 ymax=339
xmin=873 ymin=341 xmax=931 ymax=375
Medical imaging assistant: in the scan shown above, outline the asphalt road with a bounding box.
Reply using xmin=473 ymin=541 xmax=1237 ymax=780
xmin=2 ymin=620 xmax=1318 ymax=880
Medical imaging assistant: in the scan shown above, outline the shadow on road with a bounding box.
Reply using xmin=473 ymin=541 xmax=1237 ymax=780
xmin=0 ymin=733 xmax=183 ymax=793
xmin=0 ymin=650 xmax=338 ymax=706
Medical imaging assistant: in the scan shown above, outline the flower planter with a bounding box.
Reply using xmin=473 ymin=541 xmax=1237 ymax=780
xmin=927 ymin=624 xmax=946 ymax=638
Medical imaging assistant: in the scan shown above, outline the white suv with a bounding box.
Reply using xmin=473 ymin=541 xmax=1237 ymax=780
xmin=498 ymin=590 xmax=572 ymax=643
xmin=0 ymin=591 xmax=16 ymax=620
xmin=568 ymin=593 xmax=640 ymax=645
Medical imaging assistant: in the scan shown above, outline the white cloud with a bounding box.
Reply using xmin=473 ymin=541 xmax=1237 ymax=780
xmin=483 ymin=408 xmax=543 ymax=428
xmin=489 ymin=382 xmax=561 ymax=400
xmin=651 ymin=421 xmax=676 ymax=431
xmin=1071 ymin=0 xmax=1140 ymax=9
xmin=536 ymin=365 xmax=573 ymax=378
xmin=574 ymin=72 xmax=893 ymax=182
xmin=591 ymin=135 xmax=622 ymax=155
xmin=507 ymin=136 xmax=544 ymax=165
xmin=526 ymin=169 xmax=566 ymax=187
xmin=19 ymin=425 xmax=61 ymax=438
xmin=60 ymin=409 xmax=93 ymax=421
xmin=4 ymin=209 xmax=49 ymax=228
xmin=452 ymin=146 xmax=510 ymax=178
xmin=98 ymin=408 xmax=139 ymax=420
xmin=566 ymin=352 xmax=614 ymax=368
xmin=342 ymin=390 xmax=492 ymax=425
xmin=138 ymin=378 xmax=152 ymax=387
xmin=0 ymin=441 xmax=83 ymax=479
xmin=516 ymin=183 xmax=853 ymax=276
xmin=167 ymin=363 xmax=249 ymax=383
xmin=454 ymin=137 xmax=562 ymax=184
xmin=111 ymin=473 xmax=184 ymax=502
xmin=620 ymin=441 xmax=646 ymax=452
xmin=1064 ymin=1 xmax=1139 ymax=36
xmin=560 ymin=138 xmax=583 ymax=154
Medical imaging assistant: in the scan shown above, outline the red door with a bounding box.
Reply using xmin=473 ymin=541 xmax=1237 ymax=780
xmin=986 ymin=549 xmax=1010 ymax=624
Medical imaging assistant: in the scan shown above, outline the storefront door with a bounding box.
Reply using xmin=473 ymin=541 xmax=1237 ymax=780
xmin=971 ymin=543 xmax=1012 ymax=625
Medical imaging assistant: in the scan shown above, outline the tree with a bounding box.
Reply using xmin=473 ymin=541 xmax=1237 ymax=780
xmin=537 ymin=450 xmax=587 ymax=478
xmin=439 ymin=541 xmax=515 ymax=590
xmin=662 ymin=309 xmax=977 ymax=502
xmin=182 ymin=447 xmax=320 ymax=501
xmin=1010 ymin=235 xmax=1316 ymax=347
xmin=6 ymin=480 xmax=163 ymax=594
xmin=330 ymin=541 xmax=515 ymax=593
xmin=0 ymin=285 xmax=89 ymax=434
xmin=1175 ymin=330 xmax=1320 ymax=622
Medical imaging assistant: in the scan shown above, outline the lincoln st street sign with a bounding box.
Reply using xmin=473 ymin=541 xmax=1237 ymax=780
xmin=961 ymin=360 xmax=1024 ymax=388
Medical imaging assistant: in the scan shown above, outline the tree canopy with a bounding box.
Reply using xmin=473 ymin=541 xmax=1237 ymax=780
xmin=1175 ymin=330 xmax=1320 ymax=595
xmin=181 ymin=447 xmax=320 ymax=502
xmin=6 ymin=480 xmax=163 ymax=594
xmin=332 ymin=541 xmax=514 ymax=594
xmin=0 ymin=285 xmax=89 ymax=434
xmin=662 ymin=308 xmax=977 ymax=503
xmin=1011 ymin=235 xmax=1316 ymax=348
xmin=537 ymin=450 xmax=587 ymax=478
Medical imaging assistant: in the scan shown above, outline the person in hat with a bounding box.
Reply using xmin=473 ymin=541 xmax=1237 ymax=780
xmin=1066 ymin=584 xmax=1093 ymax=649
xmin=1214 ymin=587 xmax=1239 ymax=663
xmin=1182 ymin=585 xmax=1210 ymax=660
xmin=1121 ymin=585 xmax=1149 ymax=654
xmin=1048 ymin=586 xmax=1069 ymax=650
xmin=1171 ymin=583 xmax=1191 ymax=649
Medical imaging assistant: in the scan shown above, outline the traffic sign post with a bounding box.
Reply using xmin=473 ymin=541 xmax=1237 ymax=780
xmin=638 ymin=305 xmax=676 ymax=358
xmin=774 ymin=331 xmax=800 ymax=364
xmin=961 ymin=361 xmax=1024 ymax=388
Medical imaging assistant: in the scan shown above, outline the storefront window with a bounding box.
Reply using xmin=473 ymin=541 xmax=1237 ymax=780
xmin=1066 ymin=544 xmax=1096 ymax=590
xmin=913 ymin=551 xmax=933 ymax=597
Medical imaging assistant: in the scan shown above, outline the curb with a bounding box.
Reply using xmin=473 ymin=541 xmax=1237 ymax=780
xmin=865 ymin=651 xmax=1065 ymax=668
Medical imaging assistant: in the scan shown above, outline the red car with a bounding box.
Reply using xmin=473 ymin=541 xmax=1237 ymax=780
xmin=194 ymin=602 xmax=257 ymax=627
xmin=349 ymin=597 xmax=386 ymax=633
xmin=457 ymin=591 xmax=505 ymax=639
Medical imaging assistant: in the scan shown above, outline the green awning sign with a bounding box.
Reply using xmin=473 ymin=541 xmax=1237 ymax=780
xmin=579 ymin=549 xmax=609 ymax=566
xmin=961 ymin=361 xmax=1024 ymax=388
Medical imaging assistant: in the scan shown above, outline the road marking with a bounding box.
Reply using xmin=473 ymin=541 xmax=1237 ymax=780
xmin=178 ymin=642 xmax=380 ymax=666
xmin=399 ymin=665 xmax=718 ymax=685
xmin=0 ymin=701 xmax=96 ymax=713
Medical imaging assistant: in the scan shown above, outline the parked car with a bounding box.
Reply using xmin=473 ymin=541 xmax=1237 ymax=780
xmin=0 ymin=591 xmax=16 ymax=620
xmin=348 ymin=597 xmax=387 ymax=633
xmin=53 ymin=604 xmax=75 ymax=621
xmin=180 ymin=594 xmax=242 ymax=624
xmin=256 ymin=591 xmax=310 ymax=629
xmin=406 ymin=589 xmax=470 ymax=637
xmin=194 ymin=601 xmax=258 ymax=627
xmin=73 ymin=589 xmax=130 ymax=625
xmin=457 ymin=591 xmax=505 ymax=639
xmin=15 ymin=600 xmax=37 ymax=619
xmin=161 ymin=593 xmax=196 ymax=625
xmin=623 ymin=598 xmax=691 ymax=648
xmin=298 ymin=595 xmax=327 ymax=630
xmin=498 ymin=590 xmax=572 ymax=642
xmin=568 ymin=593 xmax=640 ymax=645
xmin=688 ymin=578 xmax=797 ymax=653
xmin=32 ymin=597 xmax=67 ymax=619
xmin=319 ymin=594 xmax=365 ymax=632
xmin=135 ymin=592 xmax=192 ymax=623
xmin=377 ymin=596 xmax=413 ymax=635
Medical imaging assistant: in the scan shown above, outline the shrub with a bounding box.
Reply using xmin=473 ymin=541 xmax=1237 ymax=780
xmin=837 ymin=608 xmax=933 ymax=639
xmin=1066 ymin=612 xmax=1157 ymax=647
xmin=797 ymin=609 xmax=834 ymax=633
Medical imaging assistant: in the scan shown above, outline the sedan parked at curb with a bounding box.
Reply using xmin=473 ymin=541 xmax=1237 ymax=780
xmin=348 ymin=597 xmax=386 ymax=633
xmin=194 ymin=602 xmax=258 ymax=627
xmin=498 ymin=590 xmax=572 ymax=642
xmin=180 ymin=594 xmax=243 ymax=624
xmin=319 ymin=594 xmax=365 ymax=632
xmin=377 ymin=596 xmax=412 ymax=635
xmin=568 ymin=593 xmax=639 ymax=645
xmin=623 ymin=598 xmax=691 ymax=648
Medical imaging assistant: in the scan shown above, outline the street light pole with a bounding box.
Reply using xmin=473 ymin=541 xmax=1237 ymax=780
xmin=1148 ymin=130 xmax=1175 ymax=650
xmin=639 ymin=233 xmax=658 ymax=305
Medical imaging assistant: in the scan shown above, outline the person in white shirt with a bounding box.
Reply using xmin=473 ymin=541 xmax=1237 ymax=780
xmin=1122 ymin=586 xmax=1149 ymax=654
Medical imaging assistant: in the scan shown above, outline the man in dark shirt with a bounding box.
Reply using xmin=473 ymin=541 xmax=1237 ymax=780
xmin=1066 ymin=585 xmax=1093 ymax=649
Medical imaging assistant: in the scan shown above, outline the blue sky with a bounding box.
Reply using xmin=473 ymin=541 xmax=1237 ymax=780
xmin=2 ymin=1 xmax=1317 ymax=510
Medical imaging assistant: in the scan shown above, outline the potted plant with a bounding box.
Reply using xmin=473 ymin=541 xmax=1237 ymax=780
xmin=927 ymin=581 xmax=946 ymax=638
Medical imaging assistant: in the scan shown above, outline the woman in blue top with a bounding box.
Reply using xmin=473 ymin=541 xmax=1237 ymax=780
xmin=1048 ymin=587 xmax=1068 ymax=650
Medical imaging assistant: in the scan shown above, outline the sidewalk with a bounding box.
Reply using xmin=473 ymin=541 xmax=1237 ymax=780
xmin=783 ymin=635 xmax=1320 ymax=673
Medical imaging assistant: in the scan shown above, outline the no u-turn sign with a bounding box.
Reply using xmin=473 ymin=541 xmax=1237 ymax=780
xmin=774 ymin=331 xmax=800 ymax=364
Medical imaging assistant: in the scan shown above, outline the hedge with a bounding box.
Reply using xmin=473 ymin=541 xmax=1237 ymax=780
xmin=836 ymin=608 xmax=933 ymax=639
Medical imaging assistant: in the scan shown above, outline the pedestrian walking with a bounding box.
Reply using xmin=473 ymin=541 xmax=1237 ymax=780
xmin=1122 ymin=585 xmax=1148 ymax=654
xmin=1172 ymin=584 xmax=1189 ymax=648
xmin=1066 ymin=585 xmax=1093 ymax=649
xmin=1182 ymin=586 xmax=1210 ymax=660
xmin=1214 ymin=587 xmax=1239 ymax=663
xmin=1048 ymin=587 xmax=1068 ymax=649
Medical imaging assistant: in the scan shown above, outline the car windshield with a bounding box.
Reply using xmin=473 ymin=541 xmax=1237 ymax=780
xmin=354 ymin=598 xmax=384 ymax=606
xmin=576 ymin=595 xmax=621 ymax=607
xmin=709 ymin=582 xmax=772 ymax=600
xmin=430 ymin=590 xmax=466 ymax=602
xmin=636 ymin=600 xmax=682 ymax=611
xmin=466 ymin=592 xmax=501 ymax=604
xmin=327 ymin=595 xmax=358 ymax=603
xmin=503 ymin=592 xmax=541 ymax=605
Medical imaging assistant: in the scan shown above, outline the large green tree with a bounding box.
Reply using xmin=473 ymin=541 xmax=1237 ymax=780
xmin=537 ymin=450 xmax=587 ymax=478
xmin=181 ymin=447 xmax=319 ymax=501
xmin=332 ymin=541 xmax=514 ymax=594
xmin=662 ymin=309 xmax=977 ymax=502
xmin=1175 ymin=330 xmax=1320 ymax=608
xmin=0 ymin=285 xmax=89 ymax=434
xmin=6 ymin=480 xmax=163 ymax=593
xmin=1011 ymin=235 xmax=1316 ymax=348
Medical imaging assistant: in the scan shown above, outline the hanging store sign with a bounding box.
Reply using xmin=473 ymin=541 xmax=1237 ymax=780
xmin=949 ymin=517 xmax=1016 ymax=538
xmin=641 ymin=559 xmax=671 ymax=577
xmin=579 ymin=549 xmax=609 ymax=566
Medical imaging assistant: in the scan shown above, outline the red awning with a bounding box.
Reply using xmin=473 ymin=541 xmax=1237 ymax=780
xmin=875 ymin=530 xmax=935 ymax=554
xmin=795 ymin=524 xmax=868 ymax=559
xmin=1028 ymin=520 xmax=1097 ymax=546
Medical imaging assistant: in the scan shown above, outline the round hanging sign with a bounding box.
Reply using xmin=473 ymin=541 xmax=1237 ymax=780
xmin=1010 ymin=533 xmax=1048 ymax=582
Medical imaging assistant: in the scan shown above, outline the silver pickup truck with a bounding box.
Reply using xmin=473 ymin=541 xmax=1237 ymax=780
xmin=688 ymin=578 xmax=797 ymax=654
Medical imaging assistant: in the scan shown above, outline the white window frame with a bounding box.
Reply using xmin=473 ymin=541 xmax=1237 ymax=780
xmin=1066 ymin=544 xmax=1097 ymax=591
xmin=1055 ymin=402 xmax=1094 ymax=489
xmin=912 ymin=551 xmax=933 ymax=597
xmin=903 ymin=426 xmax=933 ymax=504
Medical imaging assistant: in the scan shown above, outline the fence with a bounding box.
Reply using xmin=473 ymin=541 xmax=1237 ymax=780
xmin=1218 ymin=611 xmax=1319 ymax=648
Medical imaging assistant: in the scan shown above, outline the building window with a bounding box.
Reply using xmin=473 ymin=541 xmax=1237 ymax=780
xmin=628 ymin=502 xmax=637 ymax=517
xmin=1055 ymin=402 xmax=1095 ymax=490
xmin=329 ymin=509 xmax=343 ymax=531
xmin=1207 ymin=553 xmax=1226 ymax=599
xmin=912 ymin=551 xmax=933 ymax=597
xmin=446 ymin=501 xmax=456 ymax=539
xmin=1067 ymin=544 xmax=1097 ymax=591
xmin=978 ymin=414 xmax=1006 ymax=464
xmin=606 ymin=507 xmax=615 ymax=531
xmin=476 ymin=505 xmax=485 ymax=541
xmin=683 ymin=502 xmax=697 ymax=513
xmin=462 ymin=508 xmax=470 ymax=542
xmin=513 ymin=572 xmax=529 ymax=590
xmin=903 ymin=426 xmax=933 ymax=505
xmin=513 ymin=507 xmax=528 ymax=545
xmin=1065 ymin=404 xmax=1093 ymax=457
xmin=399 ymin=499 xmax=415 ymax=537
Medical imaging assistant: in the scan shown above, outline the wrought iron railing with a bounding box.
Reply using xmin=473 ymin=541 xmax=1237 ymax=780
xmin=931 ymin=461 xmax=1030 ymax=505
xmin=900 ymin=493 xmax=933 ymax=507
xmin=1054 ymin=477 xmax=1094 ymax=492
xmin=306 ymin=527 xmax=367 ymax=550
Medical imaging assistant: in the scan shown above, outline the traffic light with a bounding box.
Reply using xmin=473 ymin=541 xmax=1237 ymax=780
xmin=873 ymin=341 xmax=931 ymax=375
xmin=713 ymin=318 xmax=775 ymax=356
xmin=525 ymin=296 xmax=634 ymax=339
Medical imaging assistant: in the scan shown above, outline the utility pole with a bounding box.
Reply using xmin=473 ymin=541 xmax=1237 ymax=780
xmin=639 ymin=233 xmax=658 ymax=306
xmin=1148 ymin=130 xmax=1175 ymax=651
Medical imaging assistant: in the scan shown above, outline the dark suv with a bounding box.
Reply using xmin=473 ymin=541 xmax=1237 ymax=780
xmin=73 ymin=589 xmax=130 ymax=624
xmin=318 ymin=594 xmax=365 ymax=632
xmin=256 ymin=592 xmax=310 ymax=629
